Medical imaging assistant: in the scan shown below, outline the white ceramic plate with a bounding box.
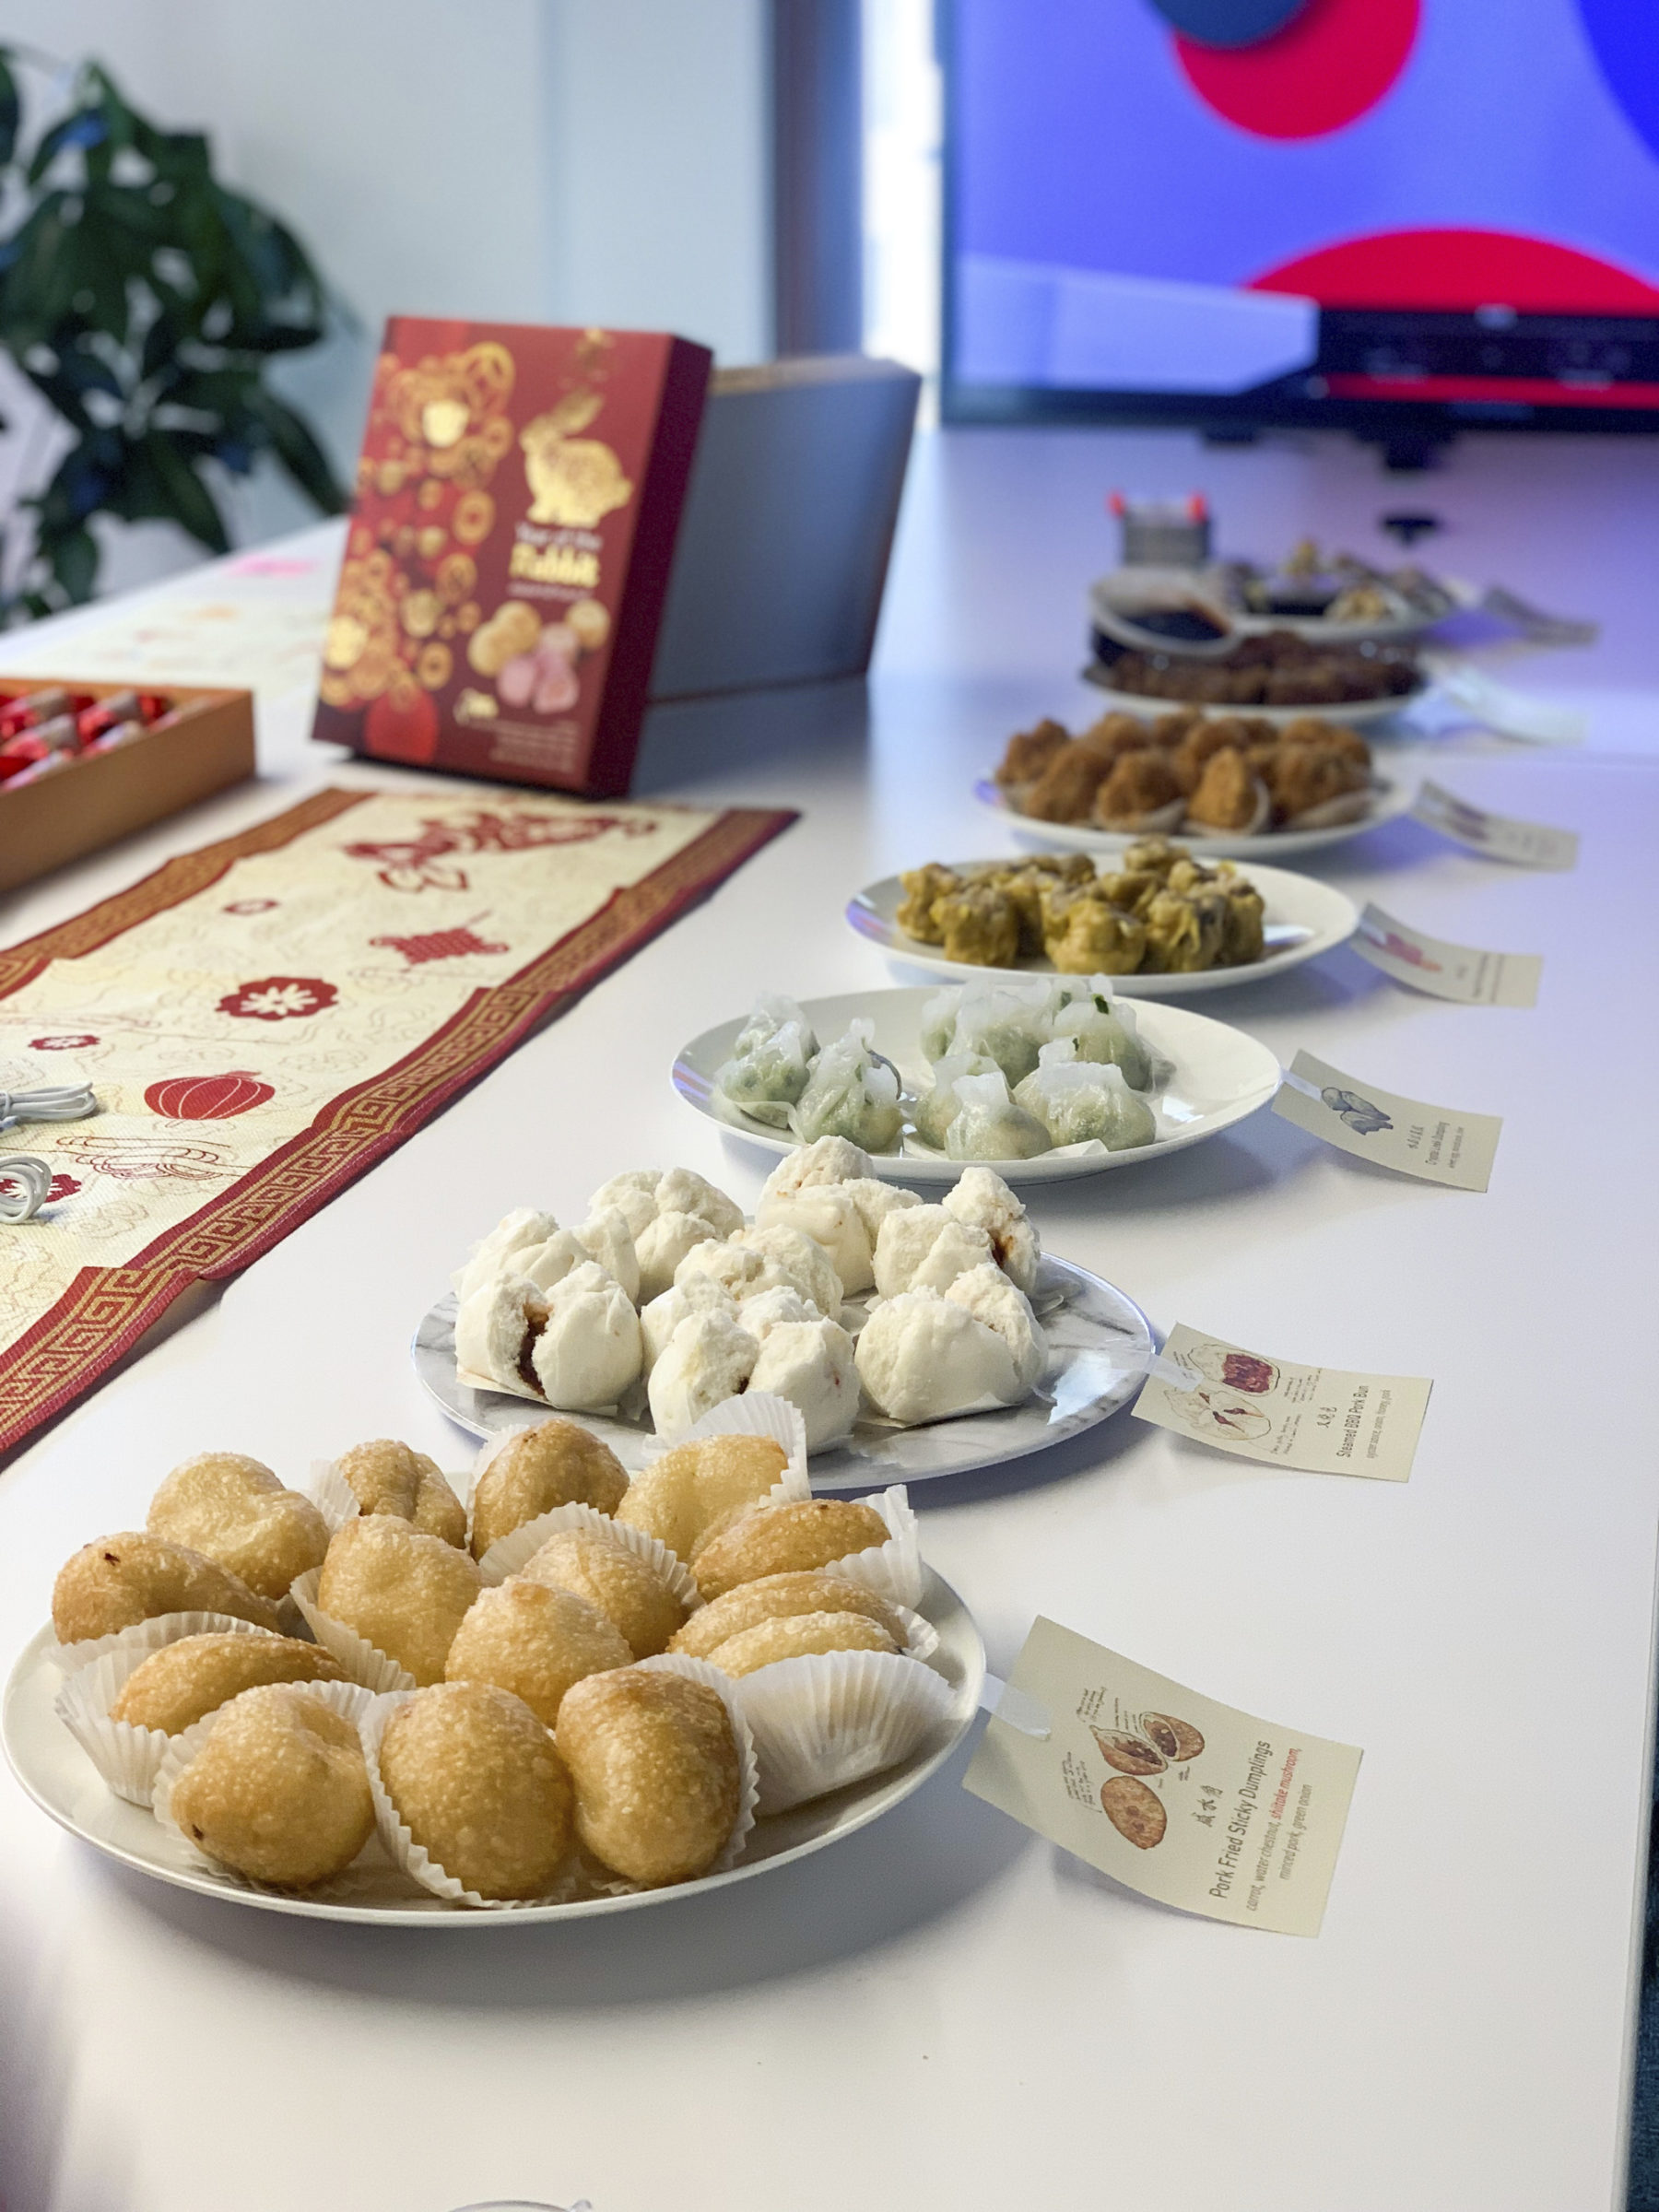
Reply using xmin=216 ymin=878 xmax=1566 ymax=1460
xmin=672 ymin=988 xmax=1281 ymax=1184
xmin=847 ymin=861 xmax=1358 ymax=998
xmin=974 ymin=773 xmax=1415 ymax=861
xmin=2 ymin=1570 xmax=983 ymax=1926
xmin=414 ymin=1255 xmax=1154 ymax=1491
xmin=1078 ymin=671 xmax=1422 ymax=729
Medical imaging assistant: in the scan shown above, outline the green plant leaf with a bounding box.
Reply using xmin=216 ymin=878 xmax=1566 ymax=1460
xmin=0 ymin=53 xmax=21 ymax=170
xmin=140 ymin=429 xmax=230 ymax=552
xmin=48 ymin=525 xmax=99 ymax=604
xmin=245 ymin=387 xmax=347 ymax=512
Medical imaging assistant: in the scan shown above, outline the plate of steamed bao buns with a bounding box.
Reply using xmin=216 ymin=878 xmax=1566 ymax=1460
xmin=417 ymin=1142 xmax=1155 ymax=1488
xmin=4 ymin=1406 xmax=983 ymax=1920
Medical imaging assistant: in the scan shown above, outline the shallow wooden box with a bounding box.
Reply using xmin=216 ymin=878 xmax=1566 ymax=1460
xmin=0 ymin=680 xmax=255 ymax=894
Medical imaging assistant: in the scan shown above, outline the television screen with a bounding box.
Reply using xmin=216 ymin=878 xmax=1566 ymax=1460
xmin=943 ymin=0 xmax=1659 ymax=431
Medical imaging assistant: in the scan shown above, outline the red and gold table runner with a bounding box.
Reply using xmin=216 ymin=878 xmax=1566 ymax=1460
xmin=0 ymin=783 xmax=793 ymax=1458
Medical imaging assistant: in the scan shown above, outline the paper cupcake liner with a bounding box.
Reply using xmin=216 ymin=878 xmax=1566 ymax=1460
xmin=305 ymin=1458 xmax=363 ymax=1535
xmin=54 ymin=1613 xmax=288 ymax=1807
xmin=475 ymin=1498 xmax=700 ymax=1616
xmin=734 ymin=1649 xmax=957 ymax=1815
xmin=152 ymin=1678 xmax=381 ymax=1883
xmin=574 ymin=1653 xmax=759 ymax=1896
xmin=640 ymin=1391 xmax=811 ymax=1503
xmin=818 ymin=1484 xmax=924 ymax=1609
xmin=455 ymin=1359 xmax=545 ymax=1404
xmin=288 ymin=1569 xmax=418 ymax=1692
xmin=358 ymin=1691 xmax=580 ymax=1911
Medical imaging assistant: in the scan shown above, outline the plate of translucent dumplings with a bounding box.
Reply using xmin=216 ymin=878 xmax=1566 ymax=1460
xmin=674 ymin=987 xmax=1282 ymax=1184
xmin=413 ymin=1142 xmax=1155 ymax=1489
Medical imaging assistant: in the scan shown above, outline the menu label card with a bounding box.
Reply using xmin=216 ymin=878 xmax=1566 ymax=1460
xmin=1132 ymin=1323 xmax=1430 ymax=1482
xmin=1273 ymin=1049 xmax=1501 ymax=1192
xmin=964 ymin=1618 xmax=1361 ymax=1936
xmin=313 ymin=318 xmax=712 ymax=796
xmin=1353 ymin=901 xmax=1541 ymax=1006
xmin=1414 ymin=780 xmax=1579 ymax=870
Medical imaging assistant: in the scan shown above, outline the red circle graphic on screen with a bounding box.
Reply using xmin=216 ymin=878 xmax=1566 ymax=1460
xmin=1250 ymin=229 xmax=1659 ymax=313
xmin=1175 ymin=0 xmax=1418 ymax=139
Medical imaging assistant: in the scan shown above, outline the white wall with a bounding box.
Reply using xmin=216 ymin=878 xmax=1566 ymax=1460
xmin=0 ymin=0 xmax=771 ymax=599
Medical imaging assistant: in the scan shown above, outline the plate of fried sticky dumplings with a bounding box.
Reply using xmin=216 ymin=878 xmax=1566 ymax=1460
xmin=3 ymin=1404 xmax=984 ymax=1922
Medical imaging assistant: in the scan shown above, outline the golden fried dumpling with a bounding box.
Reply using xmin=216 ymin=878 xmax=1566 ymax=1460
xmin=316 ymin=1517 xmax=482 ymax=1685
xmin=378 ymin=1680 xmax=572 ymax=1900
xmin=514 ymin=1527 xmax=687 ymax=1658
xmin=169 ymin=1685 xmax=373 ymax=1888
xmin=1021 ymin=743 xmax=1111 ymax=824
xmin=335 ymin=1439 xmax=466 ymax=1547
xmin=614 ymin=1434 xmax=788 ymax=1563
xmin=690 ymin=1497 xmax=888 ymax=1602
xmin=147 ymin=1452 xmax=328 ymax=1602
xmin=556 ymin=1666 xmax=739 ymax=1886
xmin=1170 ymin=717 xmax=1250 ymax=795
xmin=935 ymin=885 xmax=1019 ymax=970
xmin=1041 ymin=889 xmax=1147 ymax=977
xmin=1265 ymin=740 xmax=1370 ymax=822
xmin=1277 ymin=714 xmax=1371 ymax=766
xmin=443 ymin=1578 xmax=630 ymax=1725
xmin=705 ymin=1610 xmax=900 ymax=1677
xmin=894 ymin=863 xmax=960 ymax=945
xmin=1091 ymin=747 xmax=1183 ymax=830
xmin=669 ymin=1570 xmax=905 ymax=1659
xmin=469 ymin=1419 xmax=629 ymax=1559
xmin=1148 ymin=711 xmax=1203 ymax=747
xmin=53 ymin=1533 xmax=280 ymax=1644
xmin=111 ymin=1632 xmax=342 ymax=1735
xmin=994 ymin=717 xmax=1071 ymax=787
xmin=1186 ymin=747 xmax=1266 ymax=833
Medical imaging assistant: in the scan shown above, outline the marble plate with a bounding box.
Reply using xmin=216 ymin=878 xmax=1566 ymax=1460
xmin=413 ymin=1255 xmax=1154 ymax=1492
xmin=2 ymin=1568 xmax=983 ymax=1926
xmin=847 ymin=859 xmax=1358 ymax=998
xmin=672 ymin=987 xmax=1281 ymax=1185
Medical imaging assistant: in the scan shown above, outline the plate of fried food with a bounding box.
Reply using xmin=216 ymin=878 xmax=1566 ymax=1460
xmin=675 ymin=986 xmax=1282 ymax=1184
xmin=980 ymin=706 xmax=1412 ymax=858
xmin=416 ymin=1145 xmax=1155 ymax=1488
xmin=849 ymin=841 xmax=1357 ymax=997
xmin=5 ymin=1414 xmax=985 ymax=1921
xmin=1084 ymin=617 xmax=1426 ymax=725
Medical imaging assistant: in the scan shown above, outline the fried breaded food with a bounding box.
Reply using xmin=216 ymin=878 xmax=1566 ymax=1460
xmin=147 ymin=1452 xmax=328 ymax=1603
xmin=1021 ymin=743 xmax=1111 ymax=823
xmin=1093 ymin=747 xmax=1183 ymax=829
xmin=112 ymin=1632 xmax=343 ymax=1735
xmin=935 ymin=884 xmax=1020 ymax=969
xmin=1149 ymin=711 xmax=1204 ymax=747
xmin=669 ymin=1570 xmax=906 ymax=1660
xmin=690 ymin=1497 xmax=888 ymax=1602
xmin=443 ymin=1577 xmax=629 ymax=1725
xmin=513 ymin=1527 xmax=687 ymax=1658
xmin=1186 ymin=747 xmax=1266 ymax=832
xmin=1170 ymin=717 xmax=1253 ymax=794
xmin=706 ymin=1610 xmax=899 ymax=1677
xmin=469 ymin=1419 xmax=629 ymax=1559
xmin=1041 ymin=889 xmax=1148 ymax=976
xmin=994 ymin=718 xmax=1071 ymax=786
xmin=316 ymin=1516 xmax=482 ymax=1685
xmin=1076 ymin=712 xmax=1152 ymax=762
xmin=335 ymin=1439 xmax=466 ymax=1547
xmin=169 ymin=1685 xmax=372 ymax=1888
xmin=379 ymin=1680 xmax=572 ymax=1900
xmin=556 ymin=1667 xmax=739 ymax=1886
xmin=614 ymin=1434 xmax=789 ymax=1562
xmin=1265 ymin=741 xmax=1371 ymax=821
xmin=1278 ymin=715 xmax=1371 ymax=766
xmin=53 ymin=1533 xmax=281 ymax=1645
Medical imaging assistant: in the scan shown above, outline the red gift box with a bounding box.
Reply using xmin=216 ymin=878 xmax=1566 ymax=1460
xmin=312 ymin=319 xmax=712 ymax=797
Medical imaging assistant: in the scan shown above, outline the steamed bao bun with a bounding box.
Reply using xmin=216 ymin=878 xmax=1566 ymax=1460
xmin=942 ymin=1167 xmax=1041 ymax=1299
xmin=335 ymin=1439 xmax=466 ymax=1547
xmin=615 ymin=1433 xmax=789 ymax=1562
xmin=469 ymin=1418 xmax=629 ymax=1559
xmin=112 ymin=1632 xmax=344 ymax=1735
xmin=855 ymin=1262 xmax=1045 ymax=1424
xmin=442 ymin=1578 xmax=629 ymax=1726
xmin=588 ymin=1168 xmax=742 ymax=1301
xmin=146 ymin=1452 xmax=328 ymax=1602
xmin=453 ymin=1206 xmax=640 ymax=1309
xmin=646 ymin=1302 xmax=858 ymax=1452
xmin=530 ymin=1263 xmax=642 ymax=1410
xmin=674 ymin=1223 xmax=843 ymax=1320
xmin=316 ymin=1516 xmax=482 ymax=1685
xmin=53 ymin=1533 xmax=280 ymax=1644
xmin=556 ymin=1666 xmax=740 ymax=1887
xmin=378 ymin=1680 xmax=573 ymax=1901
xmin=168 ymin=1684 xmax=373 ymax=1889
xmin=756 ymin=1137 xmax=924 ymax=1295
xmin=872 ymin=1205 xmax=994 ymax=1298
xmin=647 ymin=1310 xmax=759 ymax=1441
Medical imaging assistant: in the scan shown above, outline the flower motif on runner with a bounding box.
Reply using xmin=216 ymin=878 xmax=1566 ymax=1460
xmin=0 ymin=1170 xmax=78 ymax=1203
xmin=341 ymin=807 xmax=658 ymax=892
xmin=218 ymin=977 xmax=339 ymax=1022
xmin=29 ymin=1035 xmax=100 ymax=1051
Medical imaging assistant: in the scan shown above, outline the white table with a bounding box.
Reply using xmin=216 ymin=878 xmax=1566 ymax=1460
xmin=2 ymin=427 xmax=1656 ymax=2212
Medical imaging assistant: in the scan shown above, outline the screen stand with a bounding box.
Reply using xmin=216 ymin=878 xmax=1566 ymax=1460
xmin=1370 ymin=427 xmax=1458 ymax=473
